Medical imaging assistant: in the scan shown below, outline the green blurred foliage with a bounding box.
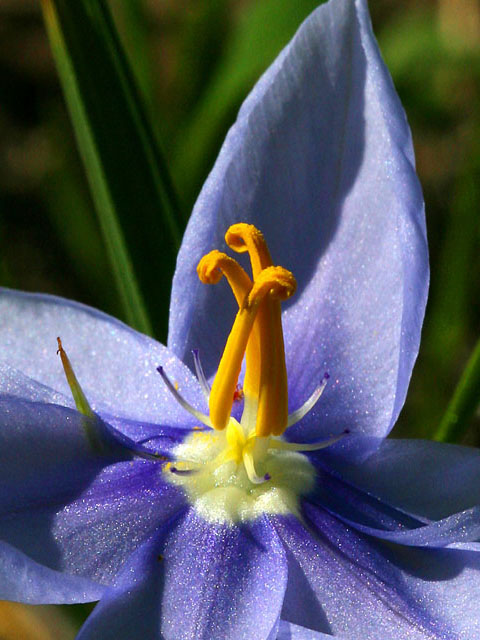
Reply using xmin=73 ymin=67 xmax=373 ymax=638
xmin=0 ymin=0 xmax=479 ymax=445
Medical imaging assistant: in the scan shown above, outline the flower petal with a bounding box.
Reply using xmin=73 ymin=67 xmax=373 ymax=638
xmin=275 ymin=506 xmax=480 ymax=639
xmin=0 ymin=288 xmax=205 ymax=425
xmin=277 ymin=620 xmax=348 ymax=639
xmin=0 ymin=540 xmax=104 ymax=605
xmin=335 ymin=506 xmax=480 ymax=548
xmin=169 ymin=0 xmax=427 ymax=440
xmin=388 ymin=542 xmax=480 ymax=639
xmin=0 ymin=363 xmax=70 ymax=406
xmin=324 ymin=437 xmax=480 ymax=520
xmin=159 ymin=511 xmax=288 ymax=640
xmin=308 ymin=450 xmax=480 ymax=548
xmin=75 ymin=529 xmax=172 ymax=640
xmin=76 ymin=510 xmax=287 ymax=640
xmin=0 ymin=397 xmax=107 ymax=602
xmin=0 ymin=397 xmax=185 ymax=591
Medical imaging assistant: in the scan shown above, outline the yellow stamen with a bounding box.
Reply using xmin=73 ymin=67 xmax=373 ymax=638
xmin=196 ymin=224 xmax=296 ymax=442
xmin=208 ymin=263 xmax=295 ymax=432
xmin=56 ymin=337 xmax=93 ymax=417
xmin=197 ymin=250 xmax=252 ymax=306
xmin=225 ymin=223 xmax=273 ymax=278
xmin=207 ymin=287 xmax=260 ymax=431
xmin=198 ymin=249 xmax=262 ymax=389
xmin=224 ymin=224 xmax=295 ymax=436
xmin=249 ymin=267 xmax=295 ymax=436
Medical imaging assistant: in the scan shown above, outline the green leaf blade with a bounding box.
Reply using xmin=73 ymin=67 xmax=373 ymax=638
xmin=434 ymin=338 xmax=480 ymax=443
xmin=42 ymin=0 xmax=182 ymax=340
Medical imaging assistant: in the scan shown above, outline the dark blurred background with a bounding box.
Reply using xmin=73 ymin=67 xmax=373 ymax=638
xmin=1 ymin=0 xmax=479 ymax=444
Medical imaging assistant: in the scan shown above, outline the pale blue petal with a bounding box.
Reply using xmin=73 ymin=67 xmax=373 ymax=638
xmin=0 ymin=288 xmax=204 ymax=426
xmin=386 ymin=542 xmax=480 ymax=639
xmin=169 ymin=0 xmax=427 ymax=440
xmin=0 ymin=363 xmax=70 ymax=406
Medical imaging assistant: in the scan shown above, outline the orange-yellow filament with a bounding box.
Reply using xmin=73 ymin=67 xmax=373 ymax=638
xmin=248 ymin=267 xmax=295 ymax=436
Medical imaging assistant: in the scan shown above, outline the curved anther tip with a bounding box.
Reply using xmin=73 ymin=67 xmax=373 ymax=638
xmin=249 ymin=266 xmax=297 ymax=303
xmin=264 ymin=472 xmax=271 ymax=481
xmin=324 ymin=372 xmax=330 ymax=380
xmin=197 ymin=251 xmax=225 ymax=285
xmin=343 ymin=428 xmax=351 ymax=435
xmin=225 ymin=223 xmax=254 ymax=253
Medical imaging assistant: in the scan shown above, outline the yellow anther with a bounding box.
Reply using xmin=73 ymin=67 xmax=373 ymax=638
xmin=56 ymin=337 xmax=93 ymax=418
xmin=246 ymin=266 xmax=296 ymax=306
xmin=225 ymin=223 xmax=273 ymax=279
xmin=197 ymin=250 xmax=252 ymax=306
xmin=208 ymin=265 xmax=294 ymax=431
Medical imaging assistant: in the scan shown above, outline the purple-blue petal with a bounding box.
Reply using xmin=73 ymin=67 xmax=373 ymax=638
xmin=159 ymin=511 xmax=287 ymax=640
xmin=277 ymin=620 xmax=349 ymax=639
xmin=169 ymin=0 xmax=427 ymax=441
xmin=77 ymin=510 xmax=287 ymax=640
xmin=308 ymin=449 xmax=480 ymax=547
xmin=274 ymin=507 xmax=456 ymax=638
xmin=309 ymin=459 xmax=427 ymax=528
xmin=323 ymin=437 xmax=480 ymax=520
xmin=0 ymin=540 xmax=104 ymax=605
xmin=0 ymin=288 xmax=204 ymax=426
xmin=333 ymin=505 xmax=480 ymax=547
xmin=103 ymin=414 xmax=196 ymax=457
xmin=75 ymin=527 xmax=174 ymax=640
xmin=0 ymin=397 xmax=185 ymax=591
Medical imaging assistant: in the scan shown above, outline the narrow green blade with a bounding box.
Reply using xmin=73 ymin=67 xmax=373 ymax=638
xmin=41 ymin=0 xmax=182 ymax=340
xmin=434 ymin=338 xmax=480 ymax=443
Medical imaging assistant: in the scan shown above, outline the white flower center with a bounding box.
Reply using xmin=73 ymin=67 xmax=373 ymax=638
xmin=166 ymin=425 xmax=316 ymax=524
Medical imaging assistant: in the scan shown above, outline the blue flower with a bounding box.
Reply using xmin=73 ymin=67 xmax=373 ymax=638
xmin=1 ymin=0 xmax=480 ymax=638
